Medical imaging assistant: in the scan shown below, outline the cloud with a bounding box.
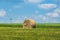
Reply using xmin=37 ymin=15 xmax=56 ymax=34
xmin=0 ymin=9 xmax=6 ymax=17
xmin=24 ymin=16 xmax=32 ymax=20
xmin=38 ymin=15 xmax=48 ymax=21
xmin=24 ymin=16 xmax=29 ymax=19
xmin=46 ymin=8 xmax=60 ymax=17
xmin=54 ymin=8 xmax=60 ymax=13
xmin=24 ymin=0 xmax=44 ymax=3
xmin=14 ymin=20 xmax=21 ymax=23
xmin=33 ymin=14 xmax=48 ymax=21
xmin=12 ymin=17 xmax=23 ymax=23
xmin=38 ymin=4 xmax=57 ymax=9
xmin=46 ymin=12 xmax=59 ymax=17
xmin=32 ymin=10 xmax=59 ymax=23
xmin=42 ymin=17 xmax=48 ymax=21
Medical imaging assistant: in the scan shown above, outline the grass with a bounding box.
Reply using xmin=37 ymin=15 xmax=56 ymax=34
xmin=0 ymin=23 xmax=60 ymax=28
xmin=37 ymin=23 xmax=60 ymax=28
xmin=0 ymin=23 xmax=60 ymax=40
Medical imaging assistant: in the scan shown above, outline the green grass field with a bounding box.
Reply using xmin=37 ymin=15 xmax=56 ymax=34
xmin=0 ymin=23 xmax=60 ymax=40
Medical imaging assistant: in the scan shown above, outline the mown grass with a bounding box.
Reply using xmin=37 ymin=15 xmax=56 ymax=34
xmin=0 ymin=27 xmax=60 ymax=40
xmin=0 ymin=23 xmax=60 ymax=40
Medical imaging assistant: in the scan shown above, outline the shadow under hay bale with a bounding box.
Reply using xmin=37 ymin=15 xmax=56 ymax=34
xmin=23 ymin=19 xmax=36 ymax=29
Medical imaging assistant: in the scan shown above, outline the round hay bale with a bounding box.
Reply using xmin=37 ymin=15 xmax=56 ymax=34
xmin=23 ymin=19 xmax=36 ymax=29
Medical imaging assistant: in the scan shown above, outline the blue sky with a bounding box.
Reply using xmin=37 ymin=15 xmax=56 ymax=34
xmin=0 ymin=0 xmax=60 ymax=23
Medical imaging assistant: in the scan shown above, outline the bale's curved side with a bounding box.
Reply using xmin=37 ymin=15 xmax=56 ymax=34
xmin=23 ymin=19 xmax=36 ymax=29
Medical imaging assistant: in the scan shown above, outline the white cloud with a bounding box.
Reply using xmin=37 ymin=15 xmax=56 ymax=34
xmin=14 ymin=20 xmax=20 ymax=23
xmin=38 ymin=4 xmax=57 ymax=9
xmin=52 ymin=13 xmax=59 ymax=17
xmin=13 ymin=19 xmax=23 ymax=23
xmin=13 ymin=20 xmax=23 ymax=23
xmin=46 ymin=12 xmax=59 ymax=17
xmin=38 ymin=15 xmax=43 ymax=18
xmin=46 ymin=7 xmax=60 ymax=17
xmin=24 ymin=16 xmax=28 ymax=19
xmin=33 ymin=14 xmax=42 ymax=19
xmin=41 ymin=17 xmax=48 ymax=21
xmin=34 ymin=14 xmax=48 ymax=21
xmin=54 ymin=8 xmax=60 ymax=13
xmin=0 ymin=9 xmax=6 ymax=17
xmin=24 ymin=16 xmax=32 ymax=20
xmin=24 ymin=0 xmax=44 ymax=3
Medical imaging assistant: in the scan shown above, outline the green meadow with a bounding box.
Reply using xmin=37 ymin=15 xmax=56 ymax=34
xmin=0 ymin=23 xmax=60 ymax=40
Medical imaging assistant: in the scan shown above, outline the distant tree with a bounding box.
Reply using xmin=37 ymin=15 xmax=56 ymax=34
xmin=10 ymin=18 xmax=13 ymax=23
